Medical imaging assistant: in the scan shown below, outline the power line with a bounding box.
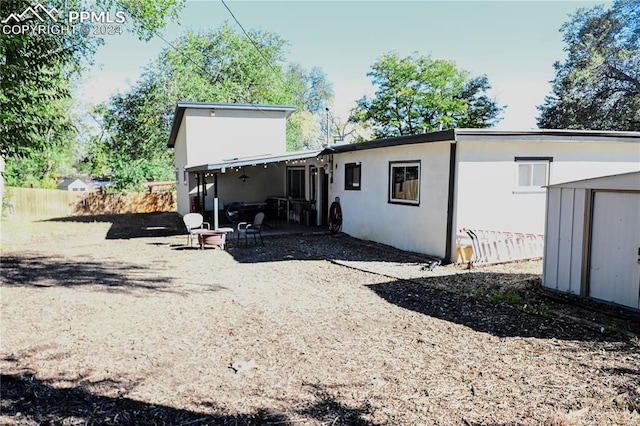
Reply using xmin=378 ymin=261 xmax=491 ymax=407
xmin=109 ymin=0 xmax=274 ymax=113
xmin=219 ymin=0 xmax=278 ymax=74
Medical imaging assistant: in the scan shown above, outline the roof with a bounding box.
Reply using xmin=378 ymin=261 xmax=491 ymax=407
xmin=167 ymin=102 xmax=296 ymax=148
xmin=186 ymin=149 xmax=322 ymax=172
xmin=319 ymin=128 xmax=640 ymax=155
xmin=546 ymin=170 xmax=640 ymax=190
xmin=58 ymin=178 xmax=88 ymax=188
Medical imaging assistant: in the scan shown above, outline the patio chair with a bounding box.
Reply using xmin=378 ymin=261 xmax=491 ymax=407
xmin=183 ymin=213 xmax=210 ymax=247
xmin=237 ymin=212 xmax=265 ymax=247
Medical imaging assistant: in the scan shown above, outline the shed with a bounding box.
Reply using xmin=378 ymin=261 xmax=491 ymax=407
xmin=542 ymin=171 xmax=640 ymax=310
xmin=58 ymin=178 xmax=89 ymax=192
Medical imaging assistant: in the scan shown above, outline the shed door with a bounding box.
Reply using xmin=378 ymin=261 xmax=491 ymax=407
xmin=589 ymin=191 xmax=640 ymax=309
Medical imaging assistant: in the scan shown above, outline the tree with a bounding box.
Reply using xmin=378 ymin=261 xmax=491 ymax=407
xmin=100 ymin=25 xmax=333 ymax=190
xmin=537 ymin=0 xmax=640 ymax=130
xmin=349 ymin=52 xmax=503 ymax=139
xmin=0 ymin=0 xmax=185 ymax=186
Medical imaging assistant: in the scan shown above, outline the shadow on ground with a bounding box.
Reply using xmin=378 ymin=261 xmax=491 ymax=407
xmin=45 ymin=212 xmax=185 ymax=240
xmin=1 ymin=372 xmax=375 ymax=426
xmin=225 ymin=233 xmax=432 ymax=265
xmin=45 ymin=213 xmax=429 ymax=266
xmin=366 ymin=273 xmax=640 ymax=343
xmin=0 ymin=254 xmax=177 ymax=294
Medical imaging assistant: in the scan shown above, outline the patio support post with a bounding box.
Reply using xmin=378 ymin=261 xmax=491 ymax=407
xmin=213 ymin=172 xmax=219 ymax=230
xmin=195 ymin=173 xmax=201 ymax=213
xmin=201 ymin=173 xmax=206 ymax=214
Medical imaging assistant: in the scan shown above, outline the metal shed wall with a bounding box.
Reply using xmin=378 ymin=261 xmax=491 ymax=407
xmin=543 ymin=187 xmax=586 ymax=295
xmin=543 ymin=171 xmax=640 ymax=309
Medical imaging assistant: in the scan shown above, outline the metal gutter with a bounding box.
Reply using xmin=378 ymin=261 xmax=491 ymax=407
xmin=185 ymin=150 xmax=322 ymax=172
xmin=454 ymin=128 xmax=640 ymax=143
xmin=319 ymin=129 xmax=456 ymax=155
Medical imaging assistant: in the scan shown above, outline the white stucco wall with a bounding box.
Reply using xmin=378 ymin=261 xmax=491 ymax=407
xmin=330 ymin=142 xmax=452 ymax=258
xmin=174 ymin=120 xmax=190 ymax=216
xmin=455 ymin=139 xmax=640 ymax=235
xmin=204 ymin=166 xmax=287 ymax=208
xmin=184 ymin=108 xmax=288 ymax=166
xmin=174 ymin=106 xmax=290 ymax=216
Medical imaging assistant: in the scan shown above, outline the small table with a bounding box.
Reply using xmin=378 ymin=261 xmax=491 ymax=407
xmin=193 ymin=228 xmax=234 ymax=250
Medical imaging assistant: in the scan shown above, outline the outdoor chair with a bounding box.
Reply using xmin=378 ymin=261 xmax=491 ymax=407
xmin=183 ymin=213 xmax=210 ymax=247
xmin=237 ymin=212 xmax=265 ymax=247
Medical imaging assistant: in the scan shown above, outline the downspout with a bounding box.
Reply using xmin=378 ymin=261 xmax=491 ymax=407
xmin=444 ymin=141 xmax=457 ymax=264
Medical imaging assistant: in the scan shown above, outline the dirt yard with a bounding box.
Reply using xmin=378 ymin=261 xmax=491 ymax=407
xmin=1 ymin=213 xmax=639 ymax=425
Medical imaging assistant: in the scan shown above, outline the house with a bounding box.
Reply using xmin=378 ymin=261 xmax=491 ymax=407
xmin=168 ymin=102 xmax=327 ymax=227
xmin=322 ymin=129 xmax=639 ymax=264
xmin=167 ymin=103 xmax=638 ymax=265
xmin=542 ymin=171 xmax=640 ymax=310
xmin=57 ymin=178 xmax=89 ymax=192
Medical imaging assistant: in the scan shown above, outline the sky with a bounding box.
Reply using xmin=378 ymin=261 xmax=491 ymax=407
xmin=77 ymin=0 xmax=609 ymax=130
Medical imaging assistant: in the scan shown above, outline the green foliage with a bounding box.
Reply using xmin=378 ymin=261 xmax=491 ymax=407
xmin=99 ymin=24 xmax=333 ymax=189
xmin=75 ymin=134 xmax=110 ymax=178
xmin=491 ymin=290 xmax=523 ymax=305
xmin=349 ymin=52 xmax=503 ymax=139
xmin=0 ymin=0 xmax=83 ymax=160
xmin=537 ymin=0 xmax=640 ymax=130
xmin=0 ymin=0 xmax=184 ymax=187
xmin=490 ymin=289 xmax=552 ymax=318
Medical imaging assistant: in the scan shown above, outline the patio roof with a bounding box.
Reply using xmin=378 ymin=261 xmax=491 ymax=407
xmin=185 ymin=149 xmax=323 ymax=172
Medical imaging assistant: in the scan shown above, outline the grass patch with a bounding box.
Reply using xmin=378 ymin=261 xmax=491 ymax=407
xmin=491 ymin=290 xmax=523 ymax=305
xmin=523 ymin=301 xmax=553 ymax=318
xmin=490 ymin=290 xmax=552 ymax=318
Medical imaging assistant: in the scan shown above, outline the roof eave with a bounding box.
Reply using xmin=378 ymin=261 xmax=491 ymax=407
xmin=166 ymin=102 xmax=297 ymax=148
xmin=185 ymin=149 xmax=322 ymax=173
xmin=454 ymin=128 xmax=640 ymax=143
xmin=319 ymin=129 xmax=456 ymax=155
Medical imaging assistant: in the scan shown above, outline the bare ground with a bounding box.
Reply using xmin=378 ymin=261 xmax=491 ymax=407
xmin=1 ymin=212 xmax=639 ymax=425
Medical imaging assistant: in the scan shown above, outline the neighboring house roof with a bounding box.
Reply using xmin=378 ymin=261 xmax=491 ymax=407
xmin=186 ymin=150 xmax=323 ymax=173
xmin=58 ymin=178 xmax=88 ymax=188
xmin=167 ymin=102 xmax=296 ymax=148
xmin=319 ymin=128 xmax=640 ymax=155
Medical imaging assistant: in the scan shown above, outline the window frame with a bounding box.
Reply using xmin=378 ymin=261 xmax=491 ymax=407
xmin=388 ymin=160 xmax=421 ymax=206
xmin=287 ymin=166 xmax=306 ymax=199
xmin=344 ymin=162 xmax=361 ymax=191
xmin=514 ymin=156 xmax=552 ymax=193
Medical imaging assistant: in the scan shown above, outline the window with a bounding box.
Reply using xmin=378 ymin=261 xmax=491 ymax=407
xmin=287 ymin=167 xmax=305 ymax=199
xmin=514 ymin=157 xmax=552 ymax=191
xmin=345 ymin=163 xmax=361 ymax=190
xmin=389 ymin=161 xmax=420 ymax=205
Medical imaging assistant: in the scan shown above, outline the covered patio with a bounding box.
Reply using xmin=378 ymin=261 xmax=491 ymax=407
xmin=185 ymin=150 xmax=331 ymax=231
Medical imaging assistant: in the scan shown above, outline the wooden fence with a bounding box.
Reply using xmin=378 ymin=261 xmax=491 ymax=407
xmin=3 ymin=187 xmax=177 ymax=219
